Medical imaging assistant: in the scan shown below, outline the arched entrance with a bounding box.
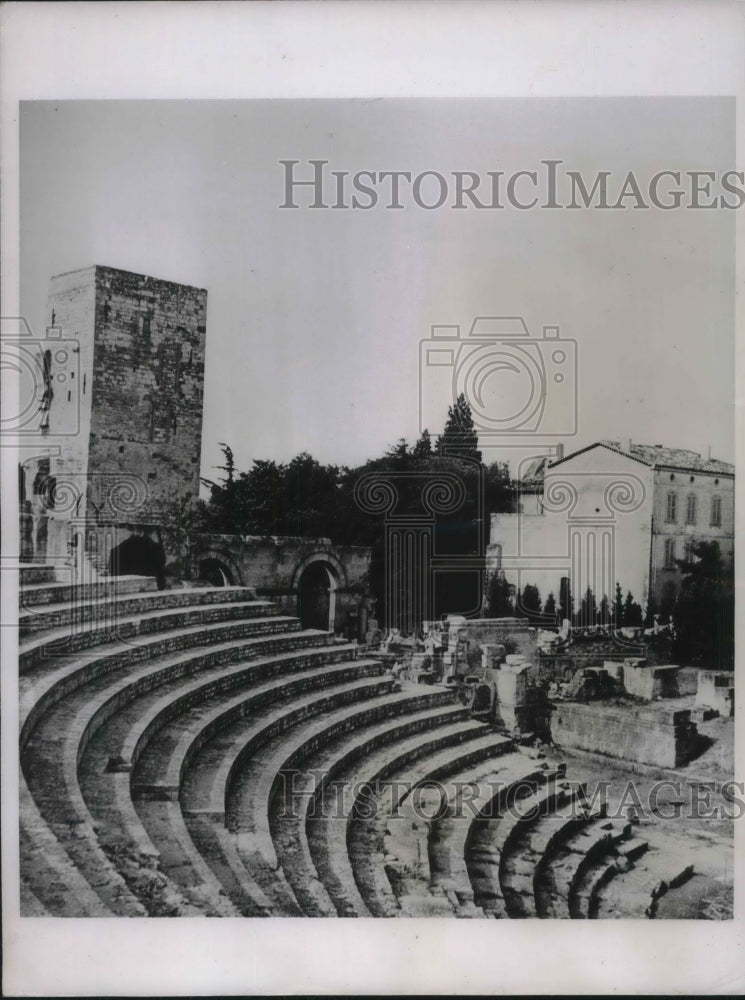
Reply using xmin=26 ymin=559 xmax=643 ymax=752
xmin=198 ymin=558 xmax=234 ymax=587
xmin=108 ymin=534 xmax=166 ymax=588
xmin=297 ymin=561 xmax=337 ymax=631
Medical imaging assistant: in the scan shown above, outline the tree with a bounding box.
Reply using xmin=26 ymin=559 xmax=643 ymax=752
xmin=518 ymin=583 xmax=542 ymax=620
xmin=577 ymin=586 xmax=597 ymax=627
xmin=558 ymin=577 xmax=573 ymax=624
xmin=673 ymin=540 xmax=734 ymax=668
xmin=598 ymin=594 xmax=611 ymax=626
xmin=544 ymin=592 xmax=557 ymax=619
xmin=487 ymin=574 xmax=514 ymax=617
xmin=437 ymin=393 xmax=482 ymax=462
xmin=412 ymin=429 xmax=433 ymax=460
xmin=623 ymin=590 xmax=643 ymax=627
xmin=614 ymin=582 xmax=625 ymax=628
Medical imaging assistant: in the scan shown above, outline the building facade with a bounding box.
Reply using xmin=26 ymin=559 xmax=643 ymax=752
xmin=487 ymin=441 xmax=734 ymax=616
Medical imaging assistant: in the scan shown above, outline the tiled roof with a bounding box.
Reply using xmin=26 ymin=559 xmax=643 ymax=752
xmin=525 ymin=441 xmax=735 ymax=479
xmin=597 ymin=441 xmax=734 ymax=475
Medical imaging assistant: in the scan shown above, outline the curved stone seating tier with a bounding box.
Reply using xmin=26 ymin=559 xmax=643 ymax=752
xmin=20 ymin=881 xmax=52 ymax=916
xmin=490 ymin=778 xmax=581 ymax=917
xmin=166 ymin=672 xmax=395 ymax=916
xmin=21 ymin=611 xmax=334 ymax=916
xmin=20 ymin=617 xmax=312 ymax=751
xmin=342 ymin=720 xmax=511 ymax=918
xmin=352 ymin=735 xmax=518 ymax=918
xmin=304 ymin=710 xmax=488 ymax=917
xmin=19 ymin=764 xmax=149 ymax=917
xmin=278 ymin=700 xmax=470 ymax=917
xmin=593 ymin=848 xmax=694 ymax=919
xmin=19 ymin=776 xmax=126 ymax=917
xmin=19 ymin=575 xmax=158 ymax=609
xmin=498 ymin=802 xmax=602 ymax=917
xmin=20 ymin=599 xmax=279 ymax=671
xmin=571 ymin=854 xmax=632 ymax=918
xmin=463 ymin=773 xmax=570 ymax=917
xmin=128 ymin=658 xmax=380 ymax=798
xmin=19 ymin=585 xmax=259 ymax=639
xmin=234 ymin=687 xmax=454 ymax=917
xmin=75 ymin=651 xmax=368 ymax=915
xmin=536 ymin=818 xmax=632 ymax=918
xmin=428 ymin=756 xmax=550 ymax=917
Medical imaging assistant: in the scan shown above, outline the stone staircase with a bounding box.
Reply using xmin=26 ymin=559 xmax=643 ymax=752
xmin=18 ymin=572 xmax=697 ymax=918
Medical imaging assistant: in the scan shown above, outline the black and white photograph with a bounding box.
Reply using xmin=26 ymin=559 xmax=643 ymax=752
xmin=2 ymin=3 xmax=744 ymax=996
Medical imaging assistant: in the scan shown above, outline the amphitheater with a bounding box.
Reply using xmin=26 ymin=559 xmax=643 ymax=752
xmin=19 ymin=563 xmax=732 ymax=921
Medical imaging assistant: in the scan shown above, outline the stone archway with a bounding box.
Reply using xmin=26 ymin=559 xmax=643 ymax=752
xmin=108 ymin=533 xmax=166 ymax=588
xmin=293 ymin=554 xmax=346 ymax=632
xmin=198 ymin=557 xmax=234 ymax=587
xmin=194 ymin=548 xmax=245 ymax=588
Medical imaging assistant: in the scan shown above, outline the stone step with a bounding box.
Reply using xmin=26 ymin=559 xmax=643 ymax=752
xmin=226 ymin=687 xmax=450 ymax=917
xmin=491 ymin=778 xmax=577 ymax=918
xmin=137 ymin=661 xmax=390 ymax=916
xmin=128 ymin=659 xmax=385 ymax=795
xmin=20 ymin=600 xmax=294 ymax=671
xmin=538 ymin=818 xmax=631 ymax=918
xmin=500 ymin=804 xmax=599 ymax=918
xmin=21 ymin=621 xmax=327 ymax=751
xmin=426 ymin=755 xmax=544 ymax=916
xmin=20 ymin=575 xmax=158 ymax=608
xmin=19 ymin=564 xmax=58 ymax=585
xmin=572 ymin=854 xmax=633 ymax=918
xmin=286 ymin=702 xmax=471 ymax=917
xmin=25 ymin=632 xmax=339 ymax=919
xmin=19 ymin=586 xmax=262 ymax=637
xmin=19 ymin=775 xmax=122 ymax=916
xmin=172 ymin=673 xmax=397 ymax=916
xmin=380 ymin=745 xmax=527 ymax=918
xmin=125 ymin=799 xmax=241 ymax=916
xmin=306 ymin=710 xmax=481 ymax=917
xmin=347 ymin=731 xmax=524 ymax=918
xmin=594 ymin=849 xmax=693 ymax=919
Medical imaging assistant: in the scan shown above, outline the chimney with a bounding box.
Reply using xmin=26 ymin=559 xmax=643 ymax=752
xmin=555 ymin=443 xmax=564 ymax=461
xmin=707 ymin=444 xmax=712 ymax=460
xmin=627 ymin=438 xmax=633 ymax=453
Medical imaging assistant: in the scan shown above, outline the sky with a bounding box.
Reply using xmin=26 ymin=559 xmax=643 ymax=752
xmin=20 ymin=98 xmax=735 ymax=486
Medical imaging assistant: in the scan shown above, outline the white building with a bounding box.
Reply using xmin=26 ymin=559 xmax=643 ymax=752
xmin=487 ymin=440 xmax=734 ymax=616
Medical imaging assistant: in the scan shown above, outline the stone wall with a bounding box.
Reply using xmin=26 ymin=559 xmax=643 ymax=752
xmin=191 ymin=533 xmax=373 ymax=636
xmin=87 ymin=267 xmax=207 ymax=521
xmin=550 ymin=701 xmax=699 ymax=769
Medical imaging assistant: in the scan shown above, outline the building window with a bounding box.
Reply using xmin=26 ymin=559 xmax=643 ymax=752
xmin=666 ymin=492 xmax=677 ymax=523
xmin=684 ymin=540 xmax=694 ymax=563
xmin=685 ymin=493 xmax=697 ymax=525
xmin=664 ymin=537 xmax=676 ymax=569
xmin=710 ymin=495 xmax=722 ymax=527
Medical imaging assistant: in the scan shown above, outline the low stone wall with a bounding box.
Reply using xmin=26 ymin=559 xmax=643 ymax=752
xmin=550 ymin=701 xmax=699 ymax=769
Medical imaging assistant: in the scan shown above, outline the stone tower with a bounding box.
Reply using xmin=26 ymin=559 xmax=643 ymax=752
xmin=20 ymin=266 xmax=207 ymax=575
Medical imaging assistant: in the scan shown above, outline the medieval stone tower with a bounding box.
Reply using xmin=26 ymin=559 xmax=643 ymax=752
xmin=20 ymin=265 xmax=207 ymax=574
